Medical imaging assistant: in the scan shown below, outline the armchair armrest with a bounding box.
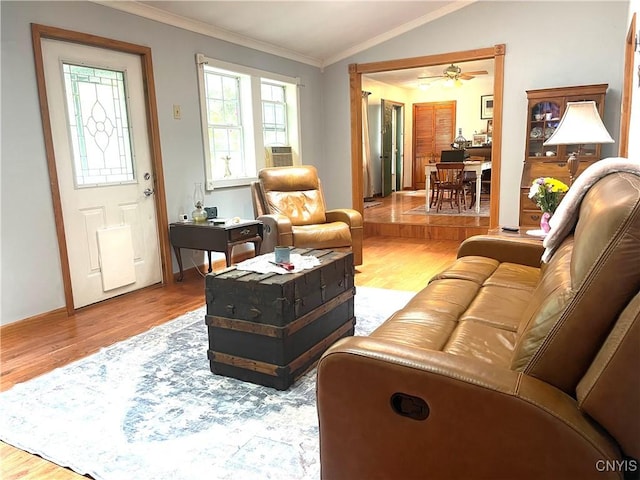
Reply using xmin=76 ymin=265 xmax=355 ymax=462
xmin=317 ymin=336 xmax=621 ymax=480
xmin=256 ymin=214 xmax=292 ymax=254
xmin=457 ymin=235 xmax=544 ymax=267
xmin=325 ymin=208 xmax=363 ymax=228
xmin=326 ymin=209 xmax=363 ymax=266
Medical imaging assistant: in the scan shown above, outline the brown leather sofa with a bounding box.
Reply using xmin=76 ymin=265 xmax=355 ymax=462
xmin=317 ymin=171 xmax=640 ymax=479
xmin=251 ymin=165 xmax=363 ymax=265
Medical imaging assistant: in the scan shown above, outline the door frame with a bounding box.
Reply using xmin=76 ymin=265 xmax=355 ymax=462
xmin=349 ymin=44 xmax=505 ymax=228
xmin=618 ymin=12 xmax=636 ymax=158
xmin=31 ymin=23 xmax=172 ymax=315
xmin=392 ymin=102 xmax=404 ymax=192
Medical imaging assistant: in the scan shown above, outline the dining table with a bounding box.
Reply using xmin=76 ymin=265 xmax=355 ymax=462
xmin=425 ymin=161 xmax=492 ymax=213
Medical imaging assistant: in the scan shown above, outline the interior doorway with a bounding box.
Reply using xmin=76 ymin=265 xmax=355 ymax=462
xmin=380 ymin=99 xmax=404 ymax=196
xmin=349 ymin=45 xmax=506 ymax=228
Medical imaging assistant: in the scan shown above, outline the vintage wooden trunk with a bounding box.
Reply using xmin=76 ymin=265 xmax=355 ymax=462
xmin=205 ymin=249 xmax=355 ymax=390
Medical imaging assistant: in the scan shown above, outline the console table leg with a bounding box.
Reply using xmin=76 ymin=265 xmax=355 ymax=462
xmin=225 ymin=246 xmax=232 ymax=267
xmin=207 ymin=251 xmax=212 ymax=273
xmin=173 ymin=246 xmax=184 ymax=282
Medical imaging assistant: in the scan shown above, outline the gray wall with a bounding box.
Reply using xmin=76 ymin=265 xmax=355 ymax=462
xmin=320 ymin=1 xmax=627 ymax=221
xmin=0 ymin=1 xmax=324 ymax=324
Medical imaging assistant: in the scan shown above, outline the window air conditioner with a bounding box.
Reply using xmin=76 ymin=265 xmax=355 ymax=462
xmin=266 ymin=146 xmax=293 ymax=167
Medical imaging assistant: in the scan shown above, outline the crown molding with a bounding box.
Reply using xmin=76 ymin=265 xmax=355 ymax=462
xmin=91 ymin=0 xmax=324 ymax=68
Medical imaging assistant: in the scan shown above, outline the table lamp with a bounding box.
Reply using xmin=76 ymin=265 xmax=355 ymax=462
xmin=543 ymin=101 xmax=614 ymax=185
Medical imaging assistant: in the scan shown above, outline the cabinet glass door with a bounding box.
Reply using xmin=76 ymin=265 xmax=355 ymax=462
xmin=528 ymin=101 xmax=561 ymax=158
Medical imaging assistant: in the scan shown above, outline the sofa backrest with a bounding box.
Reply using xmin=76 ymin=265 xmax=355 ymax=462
xmin=257 ymin=165 xmax=327 ymax=226
xmin=511 ymin=172 xmax=640 ymax=394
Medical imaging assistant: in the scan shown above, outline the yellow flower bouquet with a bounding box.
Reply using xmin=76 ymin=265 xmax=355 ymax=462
xmin=528 ymin=177 xmax=569 ymax=214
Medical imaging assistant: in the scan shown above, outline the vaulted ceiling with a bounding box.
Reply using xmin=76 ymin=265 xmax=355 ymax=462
xmin=96 ymin=1 xmax=476 ymax=68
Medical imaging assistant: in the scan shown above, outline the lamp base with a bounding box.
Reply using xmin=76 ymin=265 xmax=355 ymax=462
xmin=567 ymin=152 xmax=579 ymax=186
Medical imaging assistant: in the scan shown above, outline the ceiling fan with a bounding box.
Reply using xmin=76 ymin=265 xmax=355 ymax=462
xmin=418 ymin=64 xmax=488 ymax=86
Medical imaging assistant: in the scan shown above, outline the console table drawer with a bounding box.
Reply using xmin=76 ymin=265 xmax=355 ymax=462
xmin=230 ymin=224 xmax=260 ymax=242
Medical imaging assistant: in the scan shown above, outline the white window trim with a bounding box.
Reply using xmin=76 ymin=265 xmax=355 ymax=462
xmin=196 ymin=53 xmax=301 ymax=190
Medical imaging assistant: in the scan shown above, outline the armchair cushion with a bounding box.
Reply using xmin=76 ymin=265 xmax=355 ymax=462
xmin=292 ymin=222 xmax=351 ymax=249
xmin=259 ymin=166 xmax=326 ymax=225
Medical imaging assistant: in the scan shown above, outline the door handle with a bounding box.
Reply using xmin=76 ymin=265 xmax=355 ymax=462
xmin=143 ymin=188 xmax=154 ymax=197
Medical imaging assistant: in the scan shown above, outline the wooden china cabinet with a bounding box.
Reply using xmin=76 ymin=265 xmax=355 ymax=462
xmin=519 ymin=84 xmax=608 ymax=227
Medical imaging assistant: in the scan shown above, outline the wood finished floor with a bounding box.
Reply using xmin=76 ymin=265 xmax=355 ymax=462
xmin=364 ymin=189 xmax=490 ymax=240
xmin=0 ymin=194 xmax=465 ymax=479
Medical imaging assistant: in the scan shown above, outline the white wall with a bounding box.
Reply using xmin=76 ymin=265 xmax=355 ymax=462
xmin=0 ymin=1 xmax=324 ymax=325
xmin=320 ymin=1 xmax=627 ymax=225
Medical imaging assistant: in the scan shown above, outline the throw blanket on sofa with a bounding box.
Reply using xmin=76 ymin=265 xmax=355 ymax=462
xmin=542 ymin=157 xmax=640 ymax=263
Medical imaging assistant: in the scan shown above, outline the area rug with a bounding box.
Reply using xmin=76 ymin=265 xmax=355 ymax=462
xmin=363 ymin=200 xmax=382 ymax=208
xmin=404 ymin=199 xmax=489 ymax=217
xmin=0 ymin=286 xmax=414 ymax=480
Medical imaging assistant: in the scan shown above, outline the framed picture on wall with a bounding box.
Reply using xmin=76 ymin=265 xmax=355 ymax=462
xmin=481 ymin=95 xmax=494 ymax=119
xmin=472 ymin=133 xmax=488 ymax=146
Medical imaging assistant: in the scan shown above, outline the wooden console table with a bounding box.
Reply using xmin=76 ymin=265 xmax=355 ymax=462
xmin=169 ymin=220 xmax=263 ymax=281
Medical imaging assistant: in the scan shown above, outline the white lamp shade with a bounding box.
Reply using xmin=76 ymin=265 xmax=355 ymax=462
xmin=543 ymin=101 xmax=614 ymax=146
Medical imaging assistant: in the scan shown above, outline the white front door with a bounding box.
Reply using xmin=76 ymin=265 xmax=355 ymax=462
xmin=42 ymin=39 xmax=162 ymax=308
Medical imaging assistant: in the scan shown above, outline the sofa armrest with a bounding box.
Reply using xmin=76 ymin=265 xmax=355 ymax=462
xmin=317 ymin=336 xmax=621 ymax=480
xmin=325 ymin=208 xmax=363 ymax=228
xmin=256 ymin=214 xmax=292 ymax=254
xmin=457 ymin=235 xmax=544 ymax=267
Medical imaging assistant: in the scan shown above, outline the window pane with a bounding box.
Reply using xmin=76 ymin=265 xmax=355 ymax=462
xmin=261 ymin=82 xmax=288 ymax=147
xmin=63 ymin=63 xmax=135 ymax=187
xmin=222 ymin=76 xmax=238 ymax=100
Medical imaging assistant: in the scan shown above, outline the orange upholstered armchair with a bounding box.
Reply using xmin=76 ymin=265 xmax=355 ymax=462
xmin=251 ymin=165 xmax=363 ymax=265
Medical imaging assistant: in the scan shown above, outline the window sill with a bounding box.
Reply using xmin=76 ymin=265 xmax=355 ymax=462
xmin=206 ymin=177 xmax=258 ymax=190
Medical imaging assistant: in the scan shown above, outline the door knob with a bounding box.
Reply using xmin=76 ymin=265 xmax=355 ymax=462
xmin=143 ymin=188 xmax=154 ymax=197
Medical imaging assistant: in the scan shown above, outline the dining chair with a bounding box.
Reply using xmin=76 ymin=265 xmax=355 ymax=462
xmin=435 ymin=162 xmax=467 ymax=213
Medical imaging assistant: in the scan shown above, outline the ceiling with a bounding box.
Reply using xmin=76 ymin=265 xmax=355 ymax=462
xmin=96 ymin=1 xmax=475 ymax=68
xmin=366 ymin=59 xmax=495 ymax=90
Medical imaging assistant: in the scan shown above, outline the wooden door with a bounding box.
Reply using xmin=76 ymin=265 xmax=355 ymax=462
xmin=412 ymin=101 xmax=456 ymax=189
xmin=381 ymin=99 xmax=393 ymax=197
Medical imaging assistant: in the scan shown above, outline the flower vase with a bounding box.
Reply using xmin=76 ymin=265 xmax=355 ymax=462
xmin=540 ymin=211 xmax=552 ymax=233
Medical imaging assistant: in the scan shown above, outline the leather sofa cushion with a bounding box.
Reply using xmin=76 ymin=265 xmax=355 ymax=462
xmin=370 ymin=262 xmax=537 ymax=366
xmin=443 ymin=320 xmax=517 ymax=366
xmin=291 ymin=222 xmax=351 ymax=248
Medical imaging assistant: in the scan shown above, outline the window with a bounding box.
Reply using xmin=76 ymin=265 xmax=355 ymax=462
xmin=261 ymin=82 xmax=288 ymax=146
xmin=196 ymin=54 xmax=300 ymax=189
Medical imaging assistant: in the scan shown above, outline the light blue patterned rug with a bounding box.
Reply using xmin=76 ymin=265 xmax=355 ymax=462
xmin=0 ymin=286 xmax=414 ymax=480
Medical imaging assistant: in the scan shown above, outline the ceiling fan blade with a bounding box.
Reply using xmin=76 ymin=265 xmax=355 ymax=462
xmin=459 ymin=74 xmax=475 ymax=80
xmin=417 ymin=75 xmax=443 ymax=80
xmin=463 ymin=70 xmax=488 ymax=76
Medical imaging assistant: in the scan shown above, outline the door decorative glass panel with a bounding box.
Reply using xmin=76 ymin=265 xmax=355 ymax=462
xmin=63 ymin=63 xmax=135 ymax=187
